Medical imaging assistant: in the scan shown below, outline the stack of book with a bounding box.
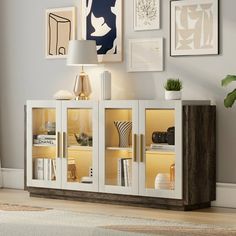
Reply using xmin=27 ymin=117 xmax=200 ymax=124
xmin=150 ymin=143 xmax=175 ymax=151
xmin=117 ymin=158 xmax=132 ymax=187
xmin=34 ymin=158 xmax=56 ymax=181
xmin=33 ymin=135 xmax=56 ymax=146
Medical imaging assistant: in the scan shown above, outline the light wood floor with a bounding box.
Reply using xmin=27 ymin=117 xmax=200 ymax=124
xmin=0 ymin=189 xmax=236 ymax=227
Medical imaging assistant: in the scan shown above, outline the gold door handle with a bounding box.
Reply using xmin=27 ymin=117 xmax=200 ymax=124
xmin=133 ymin=134 xmax=138 ymax=162
xmin=62 ymin=132 xmax=66 ymax=158
xmin=56 ymin=132 xmax=60 ymax=158
xmin=140 ymin=134 xmax=144 ymax=163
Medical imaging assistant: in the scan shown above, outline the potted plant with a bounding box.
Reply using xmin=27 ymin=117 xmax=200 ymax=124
xmin=222 ymin=75 xmax=236 ymax=108
xmin=164 ymin=79 xmax=183 ymax=100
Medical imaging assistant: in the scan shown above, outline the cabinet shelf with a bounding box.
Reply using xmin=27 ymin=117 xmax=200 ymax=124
xmin=68 ymin=145 xmax=93 ymax=151
xmin=33 ymin=144 xmax=56 ymax=147
xmin=106 ymin=147 xmax=132 ymax=151
xmin=106 ymin=146 xmax=175 ymax=155
xmin=145 ymin=148 xmax=175 ymax=155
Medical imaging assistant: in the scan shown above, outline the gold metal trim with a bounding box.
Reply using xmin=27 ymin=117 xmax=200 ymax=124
xmin=140 ymin=134 xmax=144 ymax=163
xmin=56 ymin=132 xmax=60 ymax=158
xmin=133 ymin=134 xmax=137 ymax=162
xmin=62 ymin=132 xmax=66 ymax=158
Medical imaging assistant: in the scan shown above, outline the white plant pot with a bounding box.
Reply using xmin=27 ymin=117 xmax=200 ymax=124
xmin=165 ymin=90 xmax=182 ymax=100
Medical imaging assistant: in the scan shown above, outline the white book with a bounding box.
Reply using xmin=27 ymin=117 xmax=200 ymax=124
xmin=44 ymin=159 xmax=48 ymax=181
xmin=117 ymin=158 xmax=122 ymax=186
xmin=126 ymin=159 xmax=132 ymax=187
xmin=37 ymin=135 xmax=56 ymax=140
xmin=123 ymin=159 xmax=128 ymax=187
xmin=150 ymin=143 xmax=175 ymax=150
xmin=49 ymin=159 xmax=52 ymax=181
xmin=34 ymin=139 xmax=56 ymax=146
xmin=52 ymin=160 xmax=56 ymax=181
xmin=34 ymin=159 xmax=44 ymax=180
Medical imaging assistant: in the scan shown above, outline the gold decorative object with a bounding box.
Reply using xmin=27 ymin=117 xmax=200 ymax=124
xmin=170 ymin=163 xmax=175 ymax=190
xmin=67 ymin=40 xmax=98 ymax=101
xmin=67 ymin=159 xmax=77 ymax=181
xmin=73 ymin=72 xmax=92 ymax=100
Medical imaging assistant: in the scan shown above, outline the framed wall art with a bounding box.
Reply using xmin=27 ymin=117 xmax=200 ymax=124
xmin=170 ymin=0 xmax=219 ymax=56
xmin=127 ymin=38 xmax=164 ymax=72
xmin=134 ymin=0 xmax=160 ymax=31
xmin=82 ymin=0 xmax=122 ymax=63
xmin=45 ymin=7 xmax=76 ymax=59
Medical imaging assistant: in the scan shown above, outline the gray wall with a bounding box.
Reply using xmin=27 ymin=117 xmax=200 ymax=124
xmin=0 ymin=0 xmax=236 ymax=183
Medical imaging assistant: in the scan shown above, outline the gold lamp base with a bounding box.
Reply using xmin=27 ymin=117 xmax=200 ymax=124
xmin=73 ymin=71 xmax=92 ymax=100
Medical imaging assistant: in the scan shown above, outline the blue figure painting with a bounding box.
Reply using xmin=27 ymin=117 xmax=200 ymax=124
xmin=86 ymin=0 xmax=120 ymax=57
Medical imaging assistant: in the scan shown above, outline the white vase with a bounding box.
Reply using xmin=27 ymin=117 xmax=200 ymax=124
xmin=165 ymin=90 xmax=182 ymax=100
xmin=155 ymin=173 xmax=170 ymax=190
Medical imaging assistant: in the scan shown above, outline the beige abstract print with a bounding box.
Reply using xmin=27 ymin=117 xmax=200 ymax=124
xmin=45 ymin=7 xmax=76 ymax=59
xmin=175 ymin=3 xmax=214 ymax=51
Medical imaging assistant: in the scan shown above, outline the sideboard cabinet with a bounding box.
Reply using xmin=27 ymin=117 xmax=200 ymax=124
xmin=26 ymin=100 xmax=216 ymax=210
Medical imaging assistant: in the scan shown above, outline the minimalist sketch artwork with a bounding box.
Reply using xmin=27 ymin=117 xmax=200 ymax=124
xmin=46 ymin=7 xmax=76 ymax=59
xmin=82 ymin=0 xmax=122 ymax=62
xmin=134 ymin=0 xmax=160 ymax=31
xmin=127 ymin=38 xmax=164 ymax=72
xmin=170 ymin=0 xmax=219 ymax=56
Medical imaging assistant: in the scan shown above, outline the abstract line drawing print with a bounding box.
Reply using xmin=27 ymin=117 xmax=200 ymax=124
xmin=48 ymin=13 xmax=71 ymax=56
xmin=134 ymin=0 xmax=160 ymax=30
xmin=175 ymin=4 xmax=214 ymax=50
xmin=46 ymin=7 xmax=75 ymax=59
xmin=83 ymin=0 xmax=122 ymax=62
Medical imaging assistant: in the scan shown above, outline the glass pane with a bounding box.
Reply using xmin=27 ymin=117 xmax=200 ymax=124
xmin=145 ymin=109 xmax=175 ymax=190
xmin=32 ymin=108 xmax=57 ymax=181
xmin=105 ymin=109 xmax=133 ymax=187
xmin=67 ymin=109 xmax=93 ymax=184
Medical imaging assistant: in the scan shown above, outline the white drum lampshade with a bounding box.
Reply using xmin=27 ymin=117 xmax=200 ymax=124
xmin=67 ymin=40 xmax=98 ymax=100
xmin=67 ymin=40 xmax=98 ymax=66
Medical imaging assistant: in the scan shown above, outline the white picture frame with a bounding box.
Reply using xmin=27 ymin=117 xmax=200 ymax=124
xmin=170 ymin=0 xmax=219 ymax=56
xmin=127 ymin=38 xmax=164 ymax=72
xmin=134 ymin=0 xmax=160 ymax=31
xmin=82 ymin=0 xmax=122 ymax=63
xmin=45 ymin=7 xmax=76 ymax=59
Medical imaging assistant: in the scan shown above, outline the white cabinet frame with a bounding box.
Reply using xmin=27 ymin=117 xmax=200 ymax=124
xmin=99 ymin=100 xmax=139 ymax=195
xmin=139 ymin=101 xmax=183 ymax=199
xmin=61 ymin=101 xmax=99 ymax=192
xmin=27 ymin=100 xmax=62 ymax=189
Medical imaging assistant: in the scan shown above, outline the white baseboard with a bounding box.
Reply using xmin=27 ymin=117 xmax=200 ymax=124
xmin=0 ymin=169 xmax=2 ymax=188
xmin=212 ymin=183 xmax=236 ymax=208
xmin=0 ymin=161 xmax=2 ymax=188
xmin=1 ymin=168 xmax=24 ymax=190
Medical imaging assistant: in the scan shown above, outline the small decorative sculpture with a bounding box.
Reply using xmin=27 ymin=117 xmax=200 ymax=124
xmin=74 ymin=133 xmax=93 ymax=146
xmin=114 ymin=121 xmax=132 ymax=147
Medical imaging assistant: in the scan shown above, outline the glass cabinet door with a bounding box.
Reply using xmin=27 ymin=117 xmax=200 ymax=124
xmin=61 ymin=101 xmax=98 ymax=192
xmin=139 ymin=101 xmax=182 ymax=199
xmin=99 ymin=101 xmax=139 ymax=195
xmin=27 ymin=101 xmax=61 ymax=189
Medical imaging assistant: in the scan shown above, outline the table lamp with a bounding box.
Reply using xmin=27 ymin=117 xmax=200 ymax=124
xmin=67 ymin=40 xmax=98 ymax=100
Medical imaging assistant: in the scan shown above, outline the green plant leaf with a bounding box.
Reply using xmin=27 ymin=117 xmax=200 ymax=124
xmin=222 ymin=75 xmax=236 ymax=87
xmin=164 ymin=79 xmax=182 ymax=91
xmin=224 ymin=89 xmax=236 ymax=108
